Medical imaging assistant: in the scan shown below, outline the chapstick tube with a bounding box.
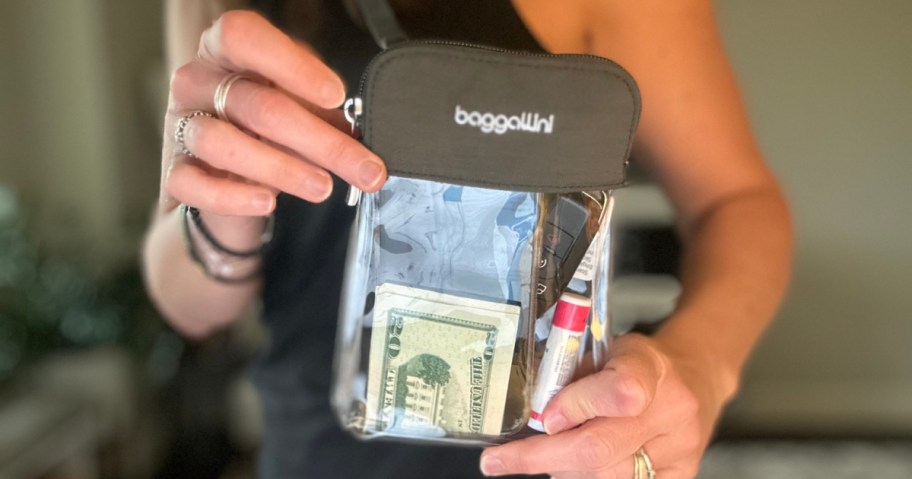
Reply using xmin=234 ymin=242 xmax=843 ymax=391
xmin=528 ymin=292 xmax=591 ymax=432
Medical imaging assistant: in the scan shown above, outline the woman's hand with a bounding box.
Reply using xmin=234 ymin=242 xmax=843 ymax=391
xmin=144 ymin=10 xmax=388 ymax=334
xmin=480 ymin=333 xmax=732 ymax=479
xmin=161 ymin=10 xmax=386 ymax=236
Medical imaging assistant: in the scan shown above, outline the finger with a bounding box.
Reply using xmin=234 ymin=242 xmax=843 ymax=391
xmin=636 ymin=423 xmax=704 ymax=478
xmin=166 ymin=159 xmax=276 ymax=216
xmin=181 ymin=115 xmax=334 ymax=203
xmin=573 ymin=351 xmax=598 ymax=380
xmin=168 ymin=61 xmax=386 ymax=192
xmin=617 ymin=442 xmax=700 ymax=479
xmin=655 ymin=468 xmax=699 ymax=479
xmin=220 ymin=78 xmax=386 ymax=192
xmin=541 ymin=335 xmax=665 ymax=435
xmin=198 ymin=10 xmax=345 ymax=109
xmin=545 ymin=434 xmax=701 ymax=479
xmin=304 ymin=99 xmax=354 ymax=133
xmin=481 ymin=417 xmax=645 ymax=476
xmin=170 ymin=51 xmax=348 ymax=132
xmin=549 ymin=455 xmax=635 ymax=479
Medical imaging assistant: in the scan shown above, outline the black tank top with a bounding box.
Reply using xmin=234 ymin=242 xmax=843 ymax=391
xmin=251 ymin=1 xmax=546 ymax=476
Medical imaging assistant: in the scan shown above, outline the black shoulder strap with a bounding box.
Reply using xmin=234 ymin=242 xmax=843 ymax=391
xmin=354 ymin=0 xmax=408 ymax=49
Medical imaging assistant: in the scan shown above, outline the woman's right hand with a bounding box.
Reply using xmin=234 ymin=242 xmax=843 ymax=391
xmin=161 ymin=10 xmax=386 ymax=233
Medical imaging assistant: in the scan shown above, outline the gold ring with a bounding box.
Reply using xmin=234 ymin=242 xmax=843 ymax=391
xmin=635 ymin=447 xmax=656 ymax=479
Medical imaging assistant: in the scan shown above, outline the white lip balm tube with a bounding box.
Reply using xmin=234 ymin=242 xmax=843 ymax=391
xmin=528 ymin=292 xmax=591 ymax=432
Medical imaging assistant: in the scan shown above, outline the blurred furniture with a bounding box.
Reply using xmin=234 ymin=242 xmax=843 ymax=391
xmin=0 ymin=349 xmax=155 ymax=479
xmin=0 ymin=392 xmax=100 ymax=479
xmin=610 ymin=184 xmax=680 ymax=334
xmin=698 ymin=441 xmax=912 ymax=479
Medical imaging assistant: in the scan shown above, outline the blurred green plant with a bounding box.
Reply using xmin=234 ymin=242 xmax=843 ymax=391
xmin=0 ymin=186 xmax=183 ymax=384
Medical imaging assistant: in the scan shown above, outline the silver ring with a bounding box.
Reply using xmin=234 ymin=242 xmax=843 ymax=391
xmin=634 ymin=447 xmax=656 ymax=479
xmin=213 ymin=72 xmax=247 ymax=122
xmin=174 ymin=110 xmax=214 ymax=157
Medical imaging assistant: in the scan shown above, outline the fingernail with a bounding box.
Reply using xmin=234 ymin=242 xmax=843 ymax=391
xmin=544 ymin=413 xmax=570 ymax=435
xmin=358 ymin=160 xmax=385 ymax=190
xmin=252 ymin=193 xmax=275 ymax=213
xmin=480 ymin=454 xmax=505 ymax=476
xmin=306 ymin=174 xmax=332 ymax=201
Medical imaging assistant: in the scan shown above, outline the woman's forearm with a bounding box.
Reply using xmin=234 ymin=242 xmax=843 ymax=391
xmin=147 ymin=0 xmax=260 ymax=338
xmin=655 ymin=187 xmax=793 ymax=400
xmin=142 ymin=207 xmax=262 ymax=338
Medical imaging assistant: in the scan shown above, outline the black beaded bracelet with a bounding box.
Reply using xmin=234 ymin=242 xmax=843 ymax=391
xmin=179 ymin=204 xmax=274 ymax=283
xmin=185 ymin=205 xmax=274 ymax=256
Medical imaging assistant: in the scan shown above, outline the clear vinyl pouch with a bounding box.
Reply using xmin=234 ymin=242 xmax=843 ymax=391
xmin=331 ymin=42 xmax=640 ymax=446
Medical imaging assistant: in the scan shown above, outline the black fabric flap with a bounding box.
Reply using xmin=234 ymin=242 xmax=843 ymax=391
xmin=360 ymin=42 xmax=640 ymax=192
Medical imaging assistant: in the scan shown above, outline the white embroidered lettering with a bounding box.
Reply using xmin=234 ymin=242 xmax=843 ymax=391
xmin=454 ymin=105 xmax=555 ymax=135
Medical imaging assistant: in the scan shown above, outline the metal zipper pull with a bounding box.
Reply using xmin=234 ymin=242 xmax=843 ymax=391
xmin=343 ymin=97 xmax=364 ymax=206
xmin=343 ymin=97 xmax=363 ymax=132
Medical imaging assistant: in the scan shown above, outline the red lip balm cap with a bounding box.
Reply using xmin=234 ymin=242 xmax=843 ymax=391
xmin=551 ymin=293 xmax=591 ymax=332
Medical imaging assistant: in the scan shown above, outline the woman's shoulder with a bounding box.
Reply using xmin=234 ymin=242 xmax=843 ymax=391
xmin=514 ymin=0 xmax=714 ymax=56
xmin=511 ymin=0 xmax=590 ymax=54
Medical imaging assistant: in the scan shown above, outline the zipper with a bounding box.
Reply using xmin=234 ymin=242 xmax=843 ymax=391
xmin=340 ymin=40 xmax=632 ymax=207
xmin=343 ymin=96 xmax=363 ymax=134
xmin=355 ymin=40 xmax=622 ymax=101
xmin=343 ymin=39 xmax=626 ymax=138
xmin=343 ymin=97 xmax=364 ymax=206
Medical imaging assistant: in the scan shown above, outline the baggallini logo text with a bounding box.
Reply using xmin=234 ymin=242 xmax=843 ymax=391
xmin=454 ymin=105 xmax=555 ymax=135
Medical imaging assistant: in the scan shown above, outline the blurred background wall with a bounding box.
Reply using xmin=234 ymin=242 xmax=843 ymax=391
xmin=0 ymin=0 xmax=164 ymax=273
xmin=0 ymin=0 xmax=910 ymax=478
xmin=715 ymin=0 xmax=912 ymax=437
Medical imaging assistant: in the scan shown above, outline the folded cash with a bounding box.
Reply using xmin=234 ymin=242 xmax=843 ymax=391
xmin=365 ymin=283 xmax=519 ymax=437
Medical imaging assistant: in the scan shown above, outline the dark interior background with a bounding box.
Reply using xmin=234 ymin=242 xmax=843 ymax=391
xmin=1 ymin=0 xmax=910 ymax=478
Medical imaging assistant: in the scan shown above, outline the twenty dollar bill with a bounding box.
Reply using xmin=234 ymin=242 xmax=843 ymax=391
xmin=365 ymin=283 xmax=519 ymax=437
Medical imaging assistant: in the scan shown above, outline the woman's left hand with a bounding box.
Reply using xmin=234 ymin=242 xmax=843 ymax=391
xmin=480 ymin=333 xmax=732 ymax=479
